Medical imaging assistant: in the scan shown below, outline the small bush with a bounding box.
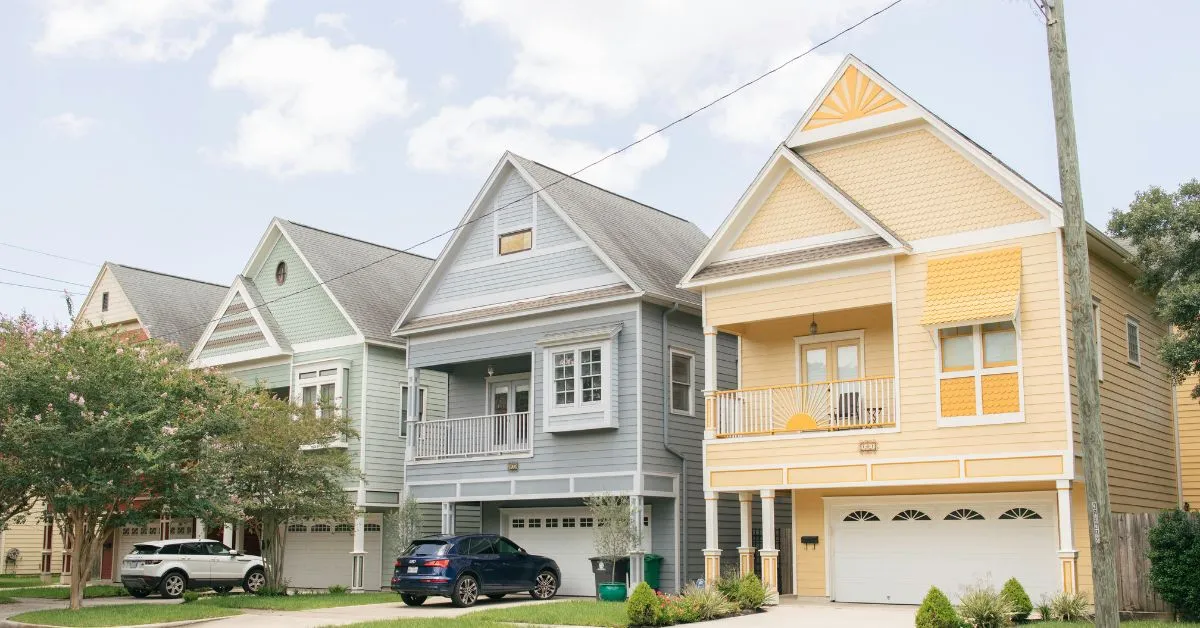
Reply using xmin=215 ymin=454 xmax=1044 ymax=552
xmin=1148 ymin=508 xmax=1200 ymax=619
xmin=1033 ymin=599 xmax=1052 ymax=622
xmin=672 ymin=584 xmax=737 ymax=621
xmin=327 ymin=584 xmax=348 ymax=595
xmin=1046 ymin=590 xmax=1090 ymax=622
xmin=254 ymin=584 xmax=289 ymax=597
xmin=958 ymin=584 xmax=1013 ymax=628
xmin=626 ymin=581 xmax=659 ymax=626
xmin=714 ymin=573 xmax=740 ymax=602
xmin=181 ymin=591 xmax=200 ymax=604
xmin=1000 ymin=578 xmax=1032 ymax=623
xmin=915 ymin=586 xmax=961 ymax=628
xmin=733 ymin=573 xmax=767 ymax=611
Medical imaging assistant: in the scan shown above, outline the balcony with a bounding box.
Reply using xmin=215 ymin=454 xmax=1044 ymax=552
xmin=709 ymin=376 xmax=896 ymax=438
xmin=410 ymin=412 xmax=532 ymax=461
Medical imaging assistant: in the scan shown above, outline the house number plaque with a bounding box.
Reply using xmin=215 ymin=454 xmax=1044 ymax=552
xmin=858 ymin=440 xmax=878 ymax=454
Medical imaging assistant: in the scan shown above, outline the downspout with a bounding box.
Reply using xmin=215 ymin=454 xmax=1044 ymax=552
xmin=661 ymin=303 xmax=689 ymax=587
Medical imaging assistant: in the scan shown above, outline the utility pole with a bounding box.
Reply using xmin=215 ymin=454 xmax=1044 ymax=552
xmin=1039 ymin=1 xmax=1118 ymax=624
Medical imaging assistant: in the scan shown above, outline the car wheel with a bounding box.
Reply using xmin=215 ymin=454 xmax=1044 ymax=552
xmin=243 ymin=568 xmax=266 ymax=594
xmin=213 ymin=586 xmax=233 ymax=594
xmin=486 ymin=593 xmax=507 ymax=600
xmin=158 ymin=572 xmax=187 ymax=599
xmin=400 ymin=593 xmax=427 ymax=606
xmin=450 ymin=574 xmax=480 ymax=608
xmin=530 ymin=569 xmax=558 ymax=600
xmin=129 ymin=589 xmax=151 ymax=599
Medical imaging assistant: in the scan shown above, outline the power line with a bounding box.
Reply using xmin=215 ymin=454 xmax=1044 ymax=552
xmin=0 ymin=242 xmax=98 ymax=267
xmin=0 ymin=280 xmax=86 ymax=296
xmin=0 ymin=266 xmax=91 ymax=288
xmin=145 ymin=0 xmax=908 ymax=344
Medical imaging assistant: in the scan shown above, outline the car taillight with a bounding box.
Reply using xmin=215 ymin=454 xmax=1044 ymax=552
xmin=394 ymin=560 xmax=403 ymax=568
xmin=423 ymin=559 xmax=449 ymax=568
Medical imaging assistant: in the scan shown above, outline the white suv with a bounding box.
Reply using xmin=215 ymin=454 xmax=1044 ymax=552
xmin=120 ymin=539 xmax=266 ymax=599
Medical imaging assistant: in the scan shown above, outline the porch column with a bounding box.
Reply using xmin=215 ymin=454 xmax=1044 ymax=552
xmin=441 ymin=502 xmax=456 ymax=535
xmin=405 ymin=368 xmax=421 ymax=461
xmin=759 ymin=489 xmax=779 ymax=598
xmin=628 ymin=496 xmax=646 ymax=588
xmin=737 ymin=492 xmax=755 ymax=577
xmin=703 ymin=327 xmax=718 ymax=439
xmin=702 ymin=492 xmax=721 ymax=588
xmin=1056 ymin=480 xmax=1078 ymax=593
xmin=222 ymin=524 xmax=234 ymax=547
xmin=350 ymin=510 xmax=366 ymax=592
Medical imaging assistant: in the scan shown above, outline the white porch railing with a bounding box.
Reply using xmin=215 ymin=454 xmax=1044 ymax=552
xmin=711 ymin=376 xmax=896 ymax=438
xmin=410 ymin=412 xmax=532 ymax=461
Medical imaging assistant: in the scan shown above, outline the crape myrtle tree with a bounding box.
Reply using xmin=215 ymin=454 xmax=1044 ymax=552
xmin=215 ymin=388 xmax=357 ymax=591
xmin=0 ymin=315 xmax=240 ymax=609
xmin=1108 ymin=179 xmax=1200 ymax=398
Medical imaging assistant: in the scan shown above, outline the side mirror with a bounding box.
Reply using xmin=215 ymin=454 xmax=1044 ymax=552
xmin=229 ymin=550 xmax=241 ymax=557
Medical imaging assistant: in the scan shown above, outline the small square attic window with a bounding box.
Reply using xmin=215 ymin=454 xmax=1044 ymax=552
xmin=498 ymin=228 xmax=532 ymax=256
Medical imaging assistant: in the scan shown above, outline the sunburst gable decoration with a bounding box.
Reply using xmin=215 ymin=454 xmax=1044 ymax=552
xmin=802 ymin=65 xmax=905 ymax=131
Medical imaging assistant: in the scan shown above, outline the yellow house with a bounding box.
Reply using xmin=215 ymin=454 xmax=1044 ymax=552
xmin=1180 ymin=376 xmax=1200 ymax=508
xmin=680 ymin=56 xmax=1180 ymax=604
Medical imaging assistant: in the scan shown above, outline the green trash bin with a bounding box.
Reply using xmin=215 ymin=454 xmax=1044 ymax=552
xmin=643 ymin=553 xmax=664 ymax=590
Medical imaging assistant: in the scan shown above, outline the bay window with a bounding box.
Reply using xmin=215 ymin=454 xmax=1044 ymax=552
xmin=294 ymin=359 xmax=350 ymax=447
xmin=538 ymin=324 xmax=620 ymax=431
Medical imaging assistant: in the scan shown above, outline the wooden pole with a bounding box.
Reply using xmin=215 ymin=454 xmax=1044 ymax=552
xmin=1041 ymin=1 xmax=1118 ymax=624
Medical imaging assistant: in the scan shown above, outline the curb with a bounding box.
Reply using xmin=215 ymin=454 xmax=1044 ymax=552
xmin=1 ymin=617 xmax=231 ymax=628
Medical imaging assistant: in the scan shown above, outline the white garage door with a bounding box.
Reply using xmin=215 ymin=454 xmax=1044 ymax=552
xmin=830 ymin=495 xmax=1059 ymax=604
xmin=504 ymin=507 xmax=652 ymax=597
xmin=282 ymin=515 xmax=383 ymax=590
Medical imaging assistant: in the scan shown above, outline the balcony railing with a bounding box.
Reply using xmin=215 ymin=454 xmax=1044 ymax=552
xmin=410 ymin=412 xmax=532 ymax=461
xmin=709 ymin=376 xmax=896 ymax=438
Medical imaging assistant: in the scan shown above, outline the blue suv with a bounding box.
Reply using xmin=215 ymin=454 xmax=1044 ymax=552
xmin=391 ymin=534 xmax=560 ymax=607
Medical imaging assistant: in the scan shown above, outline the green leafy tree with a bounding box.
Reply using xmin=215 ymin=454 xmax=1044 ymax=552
xmin=0 ymin=316 xmax=239 ymax=609
xmin=1147 ymin=509 xmax=1200 ymax=619
xmin=1001 ymin=578 xmax=1033 ymax=623
xmin=215 ymin=388 xmax=357 ymax=591
xmin=584 ymin=494 xmax=637 ymax=584
xmin=1108 ymin=179 xmax=1200 ymax=397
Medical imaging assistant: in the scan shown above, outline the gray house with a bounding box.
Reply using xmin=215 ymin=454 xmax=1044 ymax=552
xmin=392 ymin=153 xmax=785 ymax=595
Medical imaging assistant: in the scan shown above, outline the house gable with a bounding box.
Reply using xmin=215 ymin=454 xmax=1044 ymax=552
xmin=801 ymin=64 xmax=906 ymax=131
xmin=76 ymin=264 xmax=140 ymax=329
xmin=191 ymin=277 xmax=288 ymax=367
xmin=731 ymin=169 xmax=864 ymax=251
xmin=405 ymin=160 xmax=627 ymax=321
xmin=246 ymin=227 xmax=357 ymax=344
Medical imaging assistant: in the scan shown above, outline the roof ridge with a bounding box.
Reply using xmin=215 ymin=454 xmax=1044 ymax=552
xmin=279 ymin=218 xmax=435 ymax=262
xmin=512 ymin=154 xmax=699 ymax=228
xmin=109 ymin=263 xmax=228 ymax=288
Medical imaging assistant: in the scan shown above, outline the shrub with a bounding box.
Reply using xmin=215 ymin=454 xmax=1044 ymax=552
xmin=714 ymin=573 xmax=740 ymax=601
xmin=1046 ymin=590 xmax=1090 ymax=622
xmin=1148 ymin=508 xmax=1200 ymax=619
xmin=327 ymin=584 xmax=348 ymax=595
xmin=733 ymin=573 xmax=767 ymax=611
xmin=673 ymin=584 xmax=737 ymax=621
xmin=181 ymin=590 xmax=200 ymax=604
xmin=1000 ymin=578 xmax=1033 ymax=623
xmin=915 ymin=586 xmax=961 ymax=628
xmin=626 ymin=582 xmax=659 ymax=626
xmin=958 ymin=584 xmax=1013 ymax=628
xmin=1033 ymin=599 xmax=1052 ymax=622
xmin=255 ymin=584 xmax=289 ymax=597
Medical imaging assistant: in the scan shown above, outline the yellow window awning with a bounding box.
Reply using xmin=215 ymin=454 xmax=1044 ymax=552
xmin=921 ymin=247 xmax=1022 ymax=326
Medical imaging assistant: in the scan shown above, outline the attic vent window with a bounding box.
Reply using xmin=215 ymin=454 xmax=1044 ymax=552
xmin=101 ymin=292 xmax=109 ymax=312
xmin=498 ymin=228 xmax=533 ymax=256
xmin=275 ymin=261 xmax=288 ymax=285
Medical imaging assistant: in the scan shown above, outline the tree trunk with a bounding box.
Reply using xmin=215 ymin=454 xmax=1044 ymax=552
xmin=68 ymin=515 xmax=85 ymax=610
xmin=260 ymin=519 xmax=288 ymax=591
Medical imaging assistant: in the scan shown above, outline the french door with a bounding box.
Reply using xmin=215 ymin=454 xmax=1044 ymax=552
xmin=488 ymin=376 xmax=530 ymax=445
xmin=798 ymin=337 xmax=863 ymax=426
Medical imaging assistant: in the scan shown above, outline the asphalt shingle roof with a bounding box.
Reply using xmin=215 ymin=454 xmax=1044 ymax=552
xmin=106 ymin=264 xmax=227 ymax=351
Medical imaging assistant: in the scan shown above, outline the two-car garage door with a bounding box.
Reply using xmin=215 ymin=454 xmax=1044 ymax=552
xmin=829 ymin=495 xmax=1059 ymax=604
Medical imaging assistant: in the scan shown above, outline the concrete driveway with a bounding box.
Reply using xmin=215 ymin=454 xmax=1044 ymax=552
xmin=712 ymin=600 xmax=917 ymax=627
xmin=202 ymin=595 xmax=550 ymax=628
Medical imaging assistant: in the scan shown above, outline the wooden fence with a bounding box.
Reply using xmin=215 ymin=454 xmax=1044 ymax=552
xmin=1113 ymin=511 xmax=1172 ymax=617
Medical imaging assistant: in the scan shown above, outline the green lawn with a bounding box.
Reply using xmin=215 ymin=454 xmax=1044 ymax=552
xmin=5 ymin=585 xmax=127 ymax=600
xmin=196 ymin=591 xmax=400 ymax=610
xmin=1035 ymin=623 xmax=1199 ymax=627
xmin=334 ymin=600 xmax=628 ymax=628
xmin=0 ymin=575 xmax=58 ymax=588
xmin=9 ymin=604 xmax=240 ymax=627
xmin=0 ymin=595 xmax=15 ymax=604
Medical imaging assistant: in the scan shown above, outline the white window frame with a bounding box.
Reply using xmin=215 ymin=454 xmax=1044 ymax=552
xmin=491 ymin=192 xmax=537 ymax=261
xmin=669 ymin=348 xmax=696 ymax=416
xmin=1092 ymin=299 xmax=1103 ymax=381
xmin=483 ymin=372 xmax=533 ymax=415
xmin=934 ymin=321 xmax=1024 ymax=428
xmin=546 ymin=342 xmax=608 ymax=412
xmin=1125 ymin=315 xmax=1141 ymax=366
xmin=537 ymin=325 xmax=620 ymax=432
xmin=293 ymin=359 xmax=351 ymax=448
xmin=399 ymin=384 xmax=428 ymax=437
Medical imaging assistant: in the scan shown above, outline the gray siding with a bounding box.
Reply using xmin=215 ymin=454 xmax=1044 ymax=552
xmin=226 ymin=361 xmax=290 ymax=389
xmin=363 ymin=345 xmax=449 ymax=495
xmin=253 ymin=237 xmax=356 ymax=343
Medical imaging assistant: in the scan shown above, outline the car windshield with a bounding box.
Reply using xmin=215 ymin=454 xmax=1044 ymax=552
xmin=129 ymin=544 xmax=159 ymax=555
xmin=404 ymin=540 xmax=449 ymax=557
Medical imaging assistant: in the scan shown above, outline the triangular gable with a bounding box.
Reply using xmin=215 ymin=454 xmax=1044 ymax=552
xmin=786 ymin=55 xmax=1063 ymax=227
xmin=391 ymin=153 xmax=636 ymax=333
xmin=75 ymin=263 xmax=141 ymax=330
xmin=680 ymin=146 xmax=907 ymax=287
xmin=188 ymin=276 xmax=289 ymax=368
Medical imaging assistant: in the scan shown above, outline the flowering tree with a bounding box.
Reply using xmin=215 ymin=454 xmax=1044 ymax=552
xmin=216 ymin=389 xmax=357 ymax=591
xmin=0 ymin=315 xmax=239 ymax=609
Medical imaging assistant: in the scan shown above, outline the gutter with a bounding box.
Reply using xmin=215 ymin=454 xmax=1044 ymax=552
xmin=660 ymin=302 xmax=689 ymax=589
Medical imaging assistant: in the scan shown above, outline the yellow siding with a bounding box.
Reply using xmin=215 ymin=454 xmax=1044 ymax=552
xmin=964 ymin=456 xmax=1062 ymax=478
xmin=804 ymin=129 xmax=1043 ymax=241
xmin=709 ymin=469 xmax=784 ymax=488
xmin=802 ymin=65 xmax=905 ymax=131
xmin=77 ymin=266 xmax=139 ymax=329
xmin=738 ymin=304 xmax=893 ymax=389
xmin=1180 ymin=376 xmax=1200 ymax=506
xmin=0 ymin=502 xmax=61 ymax=575
xmin=921 ymin=247 xmax=1022 ymax=326
xmin=707 ymin=233 xmax=1069 ymax=469
xmin=982 ymin=373 xmax=1021 ymax=414
xmin=706 ymin=271 xmax=891 ymax=328
xmin=1072 ymin=484 xmax=1093 ymax=594
xmin=871 ymin=460 xmax=959 ymax=482
xmin=731 ymin=170 xmax=860 ymax=250
xmin=1064 ymin=250 xmax=1179 ymax=511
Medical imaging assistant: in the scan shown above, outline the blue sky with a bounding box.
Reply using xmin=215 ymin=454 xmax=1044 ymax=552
xmin=2 ymin=0 xmax=1198 ymax=323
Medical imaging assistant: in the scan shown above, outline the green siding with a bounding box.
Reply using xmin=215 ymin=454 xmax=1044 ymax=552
xmin=226 ymin=362 xmax=291 ymax=390
xmin=294 ymin=345 xmax=363 ymax=491
xmin=253 ymin=237 xmax=355 ymax=344
xmin=198 ymin=293 xmax=269 ymax=359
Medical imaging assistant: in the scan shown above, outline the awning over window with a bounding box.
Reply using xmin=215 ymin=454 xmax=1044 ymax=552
xmin=920 ymin=247 xmax=1022 ymax=326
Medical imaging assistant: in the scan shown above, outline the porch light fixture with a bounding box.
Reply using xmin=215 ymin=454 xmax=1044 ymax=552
xmin=486 ymin=364 xmax=495 ymax=377
xmin=809 ymin=314 xmax=818 ymax=336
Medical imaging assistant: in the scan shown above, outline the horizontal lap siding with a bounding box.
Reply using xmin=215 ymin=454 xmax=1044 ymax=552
xmin=365 ymin=345 xmax=448 ymax=495
xmin=738 ymin=304 xmax=892 ymax=389
xmin=0 ymin=502 xmax=61 ymax=575
xmin=406 ymin=309 xmax=639 ymax=484
xmin=706 ymin=272 xmax=891 ymax=328
xmin=226 ymin=362 xmax=291 ymax=389
xmin=253 ymin=238 xmax=355 ymax=343
xmin=294 ymin=346 xmax=363 ymax=490
xmin=78 ymin=268 xmax=138 ymax=327
xmin=1066 ymin=253 xmax=1179 ymax=511
xmin=1181 ymin=376 xmax=1200 ymax=506
xmin=707 ymin=234 xmax=1069 ymax=468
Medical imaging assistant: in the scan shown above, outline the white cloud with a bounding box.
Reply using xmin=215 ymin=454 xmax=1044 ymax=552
xmin=44 ymin=112 xmax=95 ymax=138
xmin=314 ymin=12 xmax=349 ymax=35
xmin=34 ymin=0 xmax=270 ymax=61
xmin=210 ymin=31 xmax=415 ymax=177
xmin=437 ymin=73 xmax=459 ymax=92
xmin=407 ymin=96 xmax=666 ymax=193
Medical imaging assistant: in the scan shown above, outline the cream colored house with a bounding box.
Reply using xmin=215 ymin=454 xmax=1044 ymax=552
xmin=0 ymin=503 xmax=60 ymax=576
xmin=681 ymin=56 xmax=1180 ymax=603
